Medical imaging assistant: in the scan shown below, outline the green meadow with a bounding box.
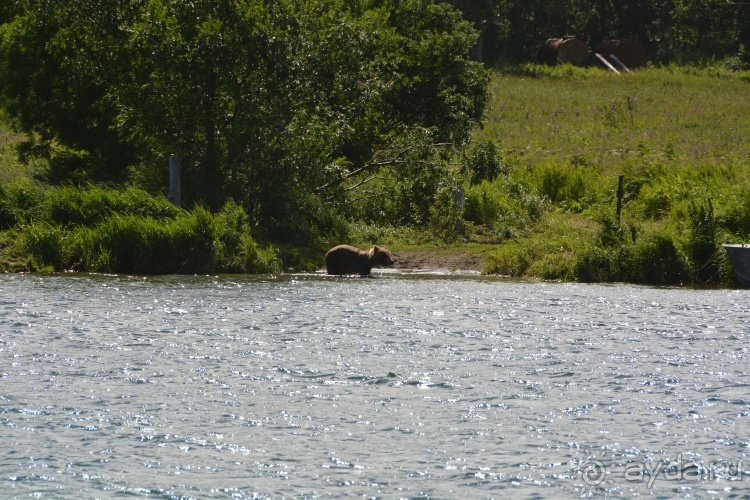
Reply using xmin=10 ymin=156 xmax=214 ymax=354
xmin=460 ymin=64 xmax=750 ymax=284
xmin=481 ymin=65 xmax=750 ymax=174
xmin=345 ymin=64 xmax=750 ymax=285
xmin=1 ymin=64 xmax=750 ymax=284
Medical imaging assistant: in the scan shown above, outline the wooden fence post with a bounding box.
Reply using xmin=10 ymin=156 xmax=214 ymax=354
xmin=169 ymin=155 xmax=181 ymax=207
xmin=453 ymin=187 xmax=465 ymax=234
xmin=616 ymin=174 xmax=624 ymax=224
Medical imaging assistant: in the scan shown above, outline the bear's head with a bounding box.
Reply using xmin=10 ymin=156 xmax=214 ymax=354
xmin=370 ymin=245 xmax=395 ymax=268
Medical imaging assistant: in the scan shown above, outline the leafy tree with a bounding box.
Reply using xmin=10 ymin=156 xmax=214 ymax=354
xmin=443 ymin=0 xmax=501 ymax=61
xmin=0 ymin=0 xmax=138 ymax=181
xmin=117 ymin=0 xmax=296 ymax=210
xmin=667 ymin=0 xmax=750 ymax=64
xmin=0 ymin=0 xmax=489 ymax=239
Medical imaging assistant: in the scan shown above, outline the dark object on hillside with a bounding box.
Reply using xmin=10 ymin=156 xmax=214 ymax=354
xmin=537 ymin=37 xmax=589 ymax=67
xmin=597 ymin=39 xmax=647 ymax=68
xmin=723 ymin=244 xmax=750 ymax=286
xmin=325 ymin=244 xmax=395 ymax=276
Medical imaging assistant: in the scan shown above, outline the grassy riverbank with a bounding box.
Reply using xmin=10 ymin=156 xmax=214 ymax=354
xmin=0 ymin=183 xmax=281 ymax=274
xmin=344 ymin=65 xmax=750 ymax=284
xmin=474 ymin=64 xmax=750 ymax=284
xmin=1 ymin=65 xmax=750 ymax=283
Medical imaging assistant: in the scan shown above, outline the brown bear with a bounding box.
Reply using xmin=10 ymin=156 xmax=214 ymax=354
xmin=325 ymin=244 xmax=395 ymax=276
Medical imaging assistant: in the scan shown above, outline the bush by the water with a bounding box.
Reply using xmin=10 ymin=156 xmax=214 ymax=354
xmin=5 ymin=183 xmax=281 ymax=274
xmin=574 ymin=231 xmax=691 ymax=285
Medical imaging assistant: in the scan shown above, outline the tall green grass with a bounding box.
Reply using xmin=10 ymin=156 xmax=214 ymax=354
xmin=478 ymin=65 xmax=750 ymax=174
xmin=463 ymin=176 xmax=546 ymax=240
xmin=477 ymin=65 xmax=750 ymax=285
xmin=2 ymin=183 xmax=281 ymax=274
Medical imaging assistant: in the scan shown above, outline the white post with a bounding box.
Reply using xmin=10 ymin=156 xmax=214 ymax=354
xmin=169 ymin=155 xmax=181 ymax=207
xmin=453 ymin=187 xmax=465 ymax=234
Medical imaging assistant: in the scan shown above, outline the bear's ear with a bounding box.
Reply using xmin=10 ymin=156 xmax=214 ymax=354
xmin=373 ymin=245 xmax=380 ymax=252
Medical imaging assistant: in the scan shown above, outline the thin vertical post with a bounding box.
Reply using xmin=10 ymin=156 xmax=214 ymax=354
xmin=169 ymin=155 xmax=181 ymax=207
xmin=616 ymin=174 xmax=624 ymax=224
xmin=453 ymin=187 xmax=465 ymax=234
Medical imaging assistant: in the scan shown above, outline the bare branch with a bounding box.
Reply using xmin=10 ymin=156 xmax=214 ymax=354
xmin=330 ymin=191 xmax=395 ymax=206
xmin=324 ymin=175 xmax=396 ymax=202
xmin=315 ymin=142 xmax=453 ymax=194
xmin=343 ymin=175 xmax=379 ymax=193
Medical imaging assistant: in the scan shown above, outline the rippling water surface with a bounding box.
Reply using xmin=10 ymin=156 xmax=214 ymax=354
xmin=1 ymin=272 xmax=750 ymax=498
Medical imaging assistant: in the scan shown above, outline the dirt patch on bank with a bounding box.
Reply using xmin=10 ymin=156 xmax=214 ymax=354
xmin=391 ymin=249 xmax=485 ymax=272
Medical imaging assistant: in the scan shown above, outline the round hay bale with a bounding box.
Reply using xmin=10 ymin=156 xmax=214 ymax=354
xmin=557 ymin=37 xmax=589 ymax=66
xmin=597 ymin=39 xmax=647 ymax=68
xmin=537 ymin=37 xmax=588 ymax=67
xmin=538 ymin=38 xmax=563 ymax=65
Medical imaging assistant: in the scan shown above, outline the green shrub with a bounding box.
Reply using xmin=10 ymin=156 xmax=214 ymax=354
xmin=463 ymin=139 xmax=508 ymax=185
xmin=626 ymin=233 xmax=691 ymax=285
xmin=0 ymin=182 xmax=181 ymax=231
xmin=6 ymin=180 xmax=45 ymax=223
xmin=214 ymin=201 xmax=281 ymax=274
xmin=508 ymin=180 xmax=547 ymax=222
xmin=575 ymin=245 xmax=622 ymax=283
xmin=485 ymin=245 xmax=532 ymax=276
xmin=89 ymin=216 xmax=171 ymax=273
xmin=595 ymin=213 xmax=627 ymax=247
xmin=462 ymin=178 xmax=546 ymax=242
xmin=66 ymin=212 xmax=209 ymax=274
xmin=48 ymin=184 xmax=104 ymax=226
xmin=576 ymin=231 xmax=690 ymax=285
xmin=639 ymin=185 xmax=672 ymax=220
xmin=464 ymin=182 xmax=504 ymax=225
xmin=63 ymin=204 xmax=280 ymax=275
xmin=538 ymin=165 xmax=567 ymax=204
xmin=537 ymin=164 xmax=592 ymax=211
xmin=69 ymin=226 xmax=113 ymax=272
xmin=0 ymin=183 xmax=19 ymax=229
xmin=526 ymin=248 xmax=577 ymax=280
xmin=719 ymin=190 xmax=750 ymax=237
xmin=217 ymin=233 xmax=281 ymax=274
xmin=216 ymin=200 xmax=249 ymax=252
xmin=47 ymin=184 xmax=180 ymax=227
xmin=687 ymin=199 xmax=721 ymax=283
xmin=22 ymin=223 xmax=66 ymax=270
xmin=0 ymin=198 xmax=18 ymax=230
xmin=172 ymin=206 xmax=219 ymax=274
xmin=304 ymin=195 xmax=350 ymax=244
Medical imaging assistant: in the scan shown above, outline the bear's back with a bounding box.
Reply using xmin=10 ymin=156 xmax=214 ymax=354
xmin=325 ymin=245 xmax=370 ymax=275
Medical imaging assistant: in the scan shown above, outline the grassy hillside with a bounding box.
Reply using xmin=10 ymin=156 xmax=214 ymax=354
xmin=479 ymin=64 xmax=750 ymax=173
xmin=467 ymin=64 xmax=750 ymax=284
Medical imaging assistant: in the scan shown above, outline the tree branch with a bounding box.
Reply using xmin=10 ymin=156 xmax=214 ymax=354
xmin=315 ymin=142 xmax=452 ymax=194
xmin=324 ymin=175 xmax=396 ymax=202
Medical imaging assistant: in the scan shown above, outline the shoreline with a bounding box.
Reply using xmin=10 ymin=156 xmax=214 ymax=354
xmin=391 ymin=248 xmax=485 ymax=273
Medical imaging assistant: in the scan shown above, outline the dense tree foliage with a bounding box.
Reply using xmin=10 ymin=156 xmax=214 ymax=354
xmin=449 ymin=0 xmax=750 ymax=65
xmin=1 ymin=0 xmax=749 ymax=243
xmin=0 ymin=0 xmax=488 ymax=240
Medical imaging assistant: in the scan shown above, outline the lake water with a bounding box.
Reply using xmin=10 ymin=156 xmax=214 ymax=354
xmin=1 ymin=272 xmax=749 ymax=498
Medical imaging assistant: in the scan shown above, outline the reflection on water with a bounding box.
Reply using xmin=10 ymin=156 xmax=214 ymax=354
xmin=1 ymin=273 xmax=749 ymax=497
